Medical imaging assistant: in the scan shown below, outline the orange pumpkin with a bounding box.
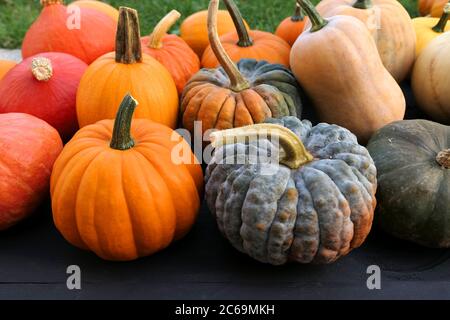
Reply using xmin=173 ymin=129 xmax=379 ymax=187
xmin=419 ymin=0 xmax=437 ymax=15
xmin=77 ymin=7 xmax=179 ymax=129
xmin=0 ymin=60 xmax=16 ymax=80
xmin=275 ymin=3 xmax=307 ymax=46
xmin=202 ymin=0 xmax=290 ymax=68
xmin=22 ymin=0 xmax=116 ymax=65
xmin=70 ymin=0 xmax=119 ymax=21
xmin=51 ymin=94 xmax=203 ymax=261
xmin=431 ymin=0 xmax=449 ymax=17
xmin=141 ymin=10 xmax=200 ymax=95
xmin=180 ymin=9 xmax=247 ymax=57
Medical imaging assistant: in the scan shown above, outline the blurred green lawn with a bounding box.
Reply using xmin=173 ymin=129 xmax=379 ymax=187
xmin=0 ymin=0 xmax=418 ymax=49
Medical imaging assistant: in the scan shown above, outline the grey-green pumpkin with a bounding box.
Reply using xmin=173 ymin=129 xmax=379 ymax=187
xmin=205 ymin=116 xmax=377 ymax=265
xmin=368 ymin=120 xmax=450 ymax=248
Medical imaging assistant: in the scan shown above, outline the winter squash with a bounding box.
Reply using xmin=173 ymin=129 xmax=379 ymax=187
xmin=275 ymin=3 xmax=306 ymax=46
xmin=77 ymin=7 xmax=179 ymax=129
xmin=368 ymin=120 xmax=450 ymax=247
xmin=181 ymin=0 xmax=304 ymax=137
xmin=51 ymin=94 xmax=203 ymax=261
xmin=180 ymin=9 xmax=248 ymax=57
xmin=0 ymin=113 xmax=63 ymax=231
xmin=314 ymin=0 xmax=416 ymax=83
xmin=141 ymin=10 xmax=201 ymax=94
xmin=419 ymin=0 xmax=437 ymax=15
xmin=71 ymin=0 xmax=119 ymax=21
xmin=413 ymin=3 xmax=450 ymax=58
xmin=0 ymin=53 xmax=87 ymax=141
xmin=22 ymin=0 xmax=116 ymax=65
xmin=431 ymin=0 xmax=449 ymax=17
xmin=201 ymin=0 xmax=291 ymax=68
xmin=205 ymin=116 xmax=377 ymax=265
xmin=412 ymin=32 xmax=450 ymax=123
xmin=0 ymin=60 xmax=16 ymax=80
xmin=291 ymin=0 xmax=405 ymax=144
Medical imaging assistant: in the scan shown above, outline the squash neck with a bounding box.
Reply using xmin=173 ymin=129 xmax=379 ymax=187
xmin=148 ymin=10 xmax=181 ymax=49
xmin=436 ymin=149 xmax=450 ymax=169
xmin=432 ymin=4 xmax=450 ymax=33
xmin=110 ymin=94 xmax=138 ymax=151
xmin=353 ymin=0 xmax=372 ymax=9
xmin=40 ymin=0 xmax=63 ymax=6
xmin=291 ymin=3 xmax=304 ymax=22
xmin=297 ymin=0 xmax=328 ymax=32
xmin=223 ymin=0 xmax=253 ymax=47
xmin=31 ymin=57 xmax=53 ymax=82
xmin=116 ymin=7 xmax=143 ymax=64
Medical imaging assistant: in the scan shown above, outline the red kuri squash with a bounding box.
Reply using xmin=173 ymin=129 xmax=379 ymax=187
xmin=70 ymin=0 xmax=119 ymax=21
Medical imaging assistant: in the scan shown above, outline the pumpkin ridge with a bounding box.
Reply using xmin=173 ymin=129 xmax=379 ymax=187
xmin=198 ymin=87 xmax=230 ymax=130
xmin=212 ymin=92 xmax=233 ymax=129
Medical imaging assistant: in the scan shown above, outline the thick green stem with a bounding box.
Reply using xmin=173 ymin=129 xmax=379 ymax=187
xmin=110 ymin=94 xmax=138 ymax=151
xmin=223 ymin=0 xmax=253 ymax=47
xmin=116 ymin=7 xmax=142 ymax=64
xmin=353 ymin=0 xmax=372 ymax=9
xmin=436 ymin=149 xmax=450 ymax=169
xmin=297 ymin=0 xmax=328 ymax=32
xmin=291 ymin=3 xmax=304 ymax=22
xmin=432 ymin=4 xmax=450 ymax=33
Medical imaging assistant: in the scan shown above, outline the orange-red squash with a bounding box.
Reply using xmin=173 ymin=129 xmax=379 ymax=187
xmin=0 ymin=53 xmax=87 ymax=141
xmin=51 ymin=94 xmax=203 ymax=261
xmin=70 ymin=0 xmax=119 ymax=21
xmin=275 ymin=3 xmax=307 ymax=46
xmin=431 ymin=0 xmax=449 ymax=17
xmin=22 ymin=0 xmax=116 ymax=64
xmin=0 ymin=113 xmax=63 ymax=231
xmin=419 ymin=0 xmax=437 ymax=15
xmin=77 ymin=7 xmax=179 ymax=129
xmin=0 ymin=60 xmax=16 ymax=80
xmin=141 ymin=10 xmax=200 ymax=94
xmin=201 ymin=0 xmax=290 ymax=68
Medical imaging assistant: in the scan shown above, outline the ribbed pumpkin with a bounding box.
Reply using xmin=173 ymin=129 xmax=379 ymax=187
xmin=412 ymin=32 xmax=450 ymax=123
xmin=413 ymin=3 xmax=450 ymax=58
xmin=431 ymin=0 xmax=449 ymax=17
xmin=0 ymin=53 xmax=87 ymax=141
xmin=181 ymin=0 xmax=304 ymax=138
xmin=51 ymin=94 xmax=203 ymax=261
xmin=368 ymin=120 xmax=449 ymax=247
xmin=22 ymin=0 xmax=116 ymax=65
xmin=275 ymin=3 xmax=307 ymax=47
xmin=314 ymin=0 xmax=416 ymax=83
xmin=201 ymin=0 xmax=291 ymax=68
xmin=0 ymin=113 xmax=63 ymax=231
xmin=71 ymin=0 xmax=119 ymax=21
xmin=141 ymin=10 xmax=200 ymax=94
xmin=291 ymin=0 xmax=405 ymax=144
xmin=419 ymin=0 xmax=437 ymax=15
xmin=206 ymin=117 xmax=377 ymax=265
xmin=0 ymin=60 xmax=16 ymax=80
xmin=180 ymin=9 xmax=247 ymax=57
xmin=77 ymin=7 xmax=178 ymax=129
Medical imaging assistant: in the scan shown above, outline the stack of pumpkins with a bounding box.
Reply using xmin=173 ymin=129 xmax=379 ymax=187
xmin=0 ymin=0 xmax=448 ymax=265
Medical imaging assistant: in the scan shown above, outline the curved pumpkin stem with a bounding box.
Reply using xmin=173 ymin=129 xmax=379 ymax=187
xmin=436 ymin=149 xmax=450 ymax=169
xmin=208 ymin=0 xmax=250 ymax=92
xmin=432 ymin=3 xmax=450 ymax=33
xmin=116 ymin=7 xmax=142 ymax=64
xmin=210 ymin=123 xmax=314 ymax=170
xmin=148 ymin=10 xmax=181 ymax=49
xmin=31 ymin=57 xmax=53 ymax=82
xmin=40 ymin=0 xmax=63 ymax=6
xmin=110 ymin=94 xmax=139 ymax=151
xmin=291 ymin=3 xmax=304 ymax=22
xmin=223 ymin=0 xmax=253 ymax=47
xmin=297 ymin=0 xmax=328 ymax=32
xmin=353 ymin=0 xmax=373 ymax=9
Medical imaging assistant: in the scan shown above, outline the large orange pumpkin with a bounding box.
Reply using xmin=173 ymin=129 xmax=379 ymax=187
xmin=180 ymin=9 xmax=247 ymax=57
xmin=70 ymin=0 xmax=119 ymax=21
xmin=77 ymin=7 xmax=179 ymax=129
xmin=275 ymin=3 xmax=307 ymax=46
xmin=202 ymin=0 xmax=291 ymax=68
xmin=51 ymin=94 xmax=203 ymax=261
xmin=141 ymin=10 xmax=200 ymax=95
xmin=0 ymin=60 xmax=16 ymax=80
xmin=0 ymin=113 xmax=63 ymax=231
xmin=22 ymin=0 xmax=116 ymax=65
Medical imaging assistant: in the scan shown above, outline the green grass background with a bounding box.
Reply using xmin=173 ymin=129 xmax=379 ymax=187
xmin=0 ymin=0 xmax=419 ymax=49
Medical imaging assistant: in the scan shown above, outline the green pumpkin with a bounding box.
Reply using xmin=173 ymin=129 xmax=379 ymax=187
xmin=368 ymin=120 xmax=450 ymax=247
xmin=205 ymin=116 xmax=377 ymax=265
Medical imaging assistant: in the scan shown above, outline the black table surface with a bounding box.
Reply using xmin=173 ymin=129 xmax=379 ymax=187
xmin=1 ymin=84 xmax=449 ymax=300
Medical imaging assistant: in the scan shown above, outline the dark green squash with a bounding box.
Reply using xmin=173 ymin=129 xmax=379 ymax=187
xmin=368 ymin=120 xmax=450 ymax=247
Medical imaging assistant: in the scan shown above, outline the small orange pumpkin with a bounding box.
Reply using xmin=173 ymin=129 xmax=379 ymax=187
xmin=70 ymin=0 xmax=119 ymax=21
xmin=275 ymin=3 xmax=307 ymax=46
xmin=419 ymin=0 xmax=437 ymax=16
xmin=431 ymin=0 xmax=449 ymax=17
xmin=76 ymin=7 xmax=179 ymax=129
xmin=0 ymin=60 xmax=16 ymax=80
xmin=201 ymin=0 xmax=291 ymax=68
xmin=141 ymin=10 xmax=200 ymax=95
xmin=51 ymin=94 xmax=203 ymax=261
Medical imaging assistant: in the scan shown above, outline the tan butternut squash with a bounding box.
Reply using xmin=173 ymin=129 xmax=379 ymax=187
xmin=314 ymin=0 xmax=416 ymax=83
xmin=291 ymin=0 xmax=406 ymax=144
